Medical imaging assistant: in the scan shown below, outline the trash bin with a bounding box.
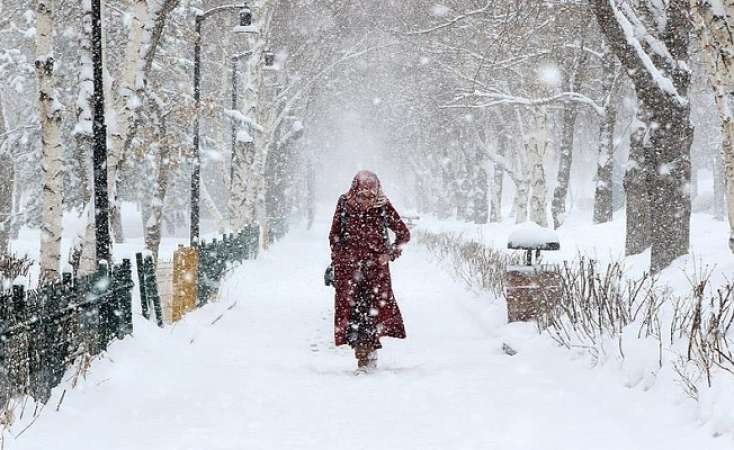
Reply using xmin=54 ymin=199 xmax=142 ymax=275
xmin=504 ymin=223 xmax=561 ymax=323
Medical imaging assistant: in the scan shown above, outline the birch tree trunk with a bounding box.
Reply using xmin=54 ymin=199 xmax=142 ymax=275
xmin=242 ymin=0 xmax=277 ymax=238
xmin=143 ymin=102 xmax=171 ymax=260
xmin=514 ymin=177 xmax=529 ymax=224
xmin=691 ymin=1 xmax=734 ymax=249
xmin=490 ymin=131 xmax=506 ymax=223
xmin=71 ymin=0 xmax=95 ymax=275
xmin=551 ymin=55 xmax=587 ymax=229
xmin=551 ymin=102 xmax=577 ymax=229
xmin=0 ymin=94 xmax=12 ymax=255
xmin=107 ymin=0 xmax=149 ymax=244
xmin=472 ymin=145 xmax=489 ymax=224
xmin=240 ymin=33 xmax=264 ymax=226
xmin=35 ymin=0 xmax=64 ymax=282
xmin=528 ymin=110 xmax=548 ymax=227
xmin=77 ymin=204 xmax=97 ymax=276
xmin=230 ymin=29 xmax=258 ymax=231
xmin=714 ymin=146 xmax=726 ymax=221
xmin=593 ymin=108 xmax=616 ymax=224
xmin=0 ymin=159 xmax=11 ymax=256
xmin=593 ymin=50 xmax=620 ymax=224
xmin=73 ymin=0 xmax=93 ymax=203
xmin=201 ymin=179 xmax=226 ymax=232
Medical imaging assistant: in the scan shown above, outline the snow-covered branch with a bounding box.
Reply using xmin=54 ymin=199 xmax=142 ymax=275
xmin=405 ymin=2 xmax=493 ymax=35
xmin=443 ymin=91 xmax=605 ymax=116
xmin=608 ymin=0 xmax=687 ymax=105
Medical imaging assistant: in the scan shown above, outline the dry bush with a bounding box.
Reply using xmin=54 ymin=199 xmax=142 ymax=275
xmin=0 ymin=254 xmax=33 ymax=285
xmin=415 ymin=230 xmax=521 ymax=297
xmin=676 ymin=266 xmax=734 ymax=394
xmin=418 ymin=229 xmax=734 ymax=394
xmin=536 ymin=258 xmax=663 ymax=364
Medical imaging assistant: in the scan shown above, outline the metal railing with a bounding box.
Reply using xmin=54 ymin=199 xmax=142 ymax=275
xmin=0 ymin=260 xmax=134 ymax=403
xmin=136 ymin=225 xmax=260 ymax=325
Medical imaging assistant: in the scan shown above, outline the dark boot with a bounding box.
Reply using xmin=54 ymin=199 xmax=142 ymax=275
xmin=354 ymin=344 xmax=371 ymax=371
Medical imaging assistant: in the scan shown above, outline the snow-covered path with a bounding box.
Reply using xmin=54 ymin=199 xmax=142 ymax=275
xmin=8 ymin=226 xmax=731 ymax=450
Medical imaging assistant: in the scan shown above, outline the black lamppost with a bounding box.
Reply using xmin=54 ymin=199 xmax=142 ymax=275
xmin=191 ymin=3 xmax=252 ymax=245
xmin=91 ymin=0 xmax=111 ymax=264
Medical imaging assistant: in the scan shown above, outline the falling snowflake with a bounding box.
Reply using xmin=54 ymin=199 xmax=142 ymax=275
xmin=431 ymin=4 xmax=451 ymax=16
xmin=537 ymin=64 xmax=561 ymax=87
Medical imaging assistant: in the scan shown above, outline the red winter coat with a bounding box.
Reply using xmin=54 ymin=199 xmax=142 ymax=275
xmin=329 ymin=194 xmax=411 ymax=347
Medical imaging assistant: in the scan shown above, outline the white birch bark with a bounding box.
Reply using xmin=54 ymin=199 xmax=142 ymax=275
xmin=528 ymin=109 xmax=548 ymax=227
xmin=77 ymin=203 xmax=97 ymax=276
xmin=691 ymin=1 xmax=734 ymax=251
xmin=0 ymin=95 xmax=12 ymax=255
xmin=145 ymin=142 xmax=172 ymax=259
xmin=35 ymin=0 xmax=64 ymax=282
xmin=514 ymin=176 xmax=529 ymax=224
xmin=107 ymin=0 xmax=149 ymax=243
xmin=201 ymin=179 xmax=226 ymax=232
xmin=72 ymin=0 xmax=96 ymax=275
xmin=490 ymin=130 xmax=505 ymax=223
xmin=241 ymin=0 xmax=277 ymax=233
xmin=714 ymin=146 xmax=726 ymax=220
xmin=229 ymin=30 xmax=259 ymax=231
xmin=480 ymin=136 xmax=528 ymax=224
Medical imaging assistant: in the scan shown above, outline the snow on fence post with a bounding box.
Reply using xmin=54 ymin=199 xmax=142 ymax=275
xmin=504 ymin=223 xmax=562 ymax=323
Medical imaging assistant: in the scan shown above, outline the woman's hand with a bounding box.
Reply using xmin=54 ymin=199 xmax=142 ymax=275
xmin=379 ymin=245 xmax=402 ymax=265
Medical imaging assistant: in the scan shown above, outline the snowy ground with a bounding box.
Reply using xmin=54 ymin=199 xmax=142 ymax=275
xmin=5 ymin=220 xmax=733 ymax=450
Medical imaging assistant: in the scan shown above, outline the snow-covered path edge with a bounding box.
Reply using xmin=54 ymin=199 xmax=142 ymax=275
xmin=3 ymin=225 xmax=732 ymax=450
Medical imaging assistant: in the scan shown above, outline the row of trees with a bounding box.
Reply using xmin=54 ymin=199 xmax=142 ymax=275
xmin=0 ymin=0 xmax=388 ymax=280
xmin=296 ymin=0 xmax=732 ymax=273
xmin=3 ymin=0 xmax=734 ymax=275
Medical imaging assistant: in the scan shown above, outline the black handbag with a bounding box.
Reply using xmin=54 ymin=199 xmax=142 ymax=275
xmin=324 ymin=264 xmax=335 ymax=286
xmin=325 ymin=196 xmax=347 ymax=288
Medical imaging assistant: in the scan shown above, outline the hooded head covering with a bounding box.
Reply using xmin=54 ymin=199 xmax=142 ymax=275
xmin=346 ymin=170 xmax=388 ymax=210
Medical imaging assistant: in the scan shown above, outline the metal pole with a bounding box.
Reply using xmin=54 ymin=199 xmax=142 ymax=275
xmin=190 ymin=16 xmax=202 ymax=245
xmin=191 ymin=5 xmax=250 ymax=244
xmin=91 ymin=0 xmax=111 ymax=265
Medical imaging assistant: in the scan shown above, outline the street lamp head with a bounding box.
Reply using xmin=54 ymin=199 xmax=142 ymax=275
xmin=240 ymin=5 xmax=252 ymax=26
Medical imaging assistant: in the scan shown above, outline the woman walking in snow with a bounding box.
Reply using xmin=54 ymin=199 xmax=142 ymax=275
xmin=328 ymin=170 xmax=411 ymax=373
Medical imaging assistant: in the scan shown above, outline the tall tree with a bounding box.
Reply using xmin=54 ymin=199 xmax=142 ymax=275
xmin=35 ymin=0 xmax=64 ymax=282
xmin=593 ymin=46 xmax=622 ymax=224
xmin=0 ymin=94 xmax=12 ymax=255
xmin=691 ymin=1 xmax=734 ymax=250
xmin=591 ymin=0 xmax=694 ymax=272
